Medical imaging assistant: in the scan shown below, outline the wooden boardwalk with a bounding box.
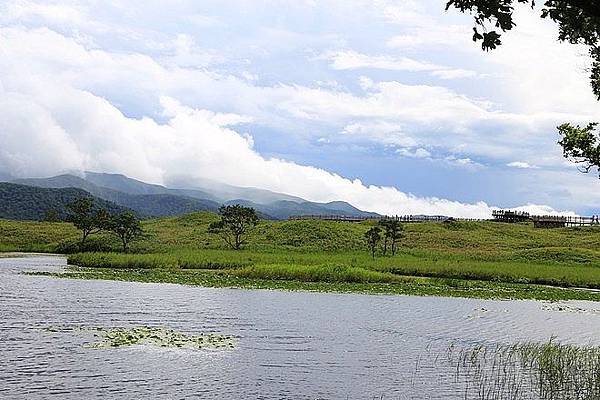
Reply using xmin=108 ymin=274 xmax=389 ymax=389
xmin=288 ymin=215 xmax=379 ymax=222
xmin=290 ymin=211 xmax=600 ymax=228
xmin=492 ymin=210 xmax=600 ymax=228
xmin=531 ymin=215 xmax=600 ymax=228
xmin=288 ymin=215 xmax=457 ymax=223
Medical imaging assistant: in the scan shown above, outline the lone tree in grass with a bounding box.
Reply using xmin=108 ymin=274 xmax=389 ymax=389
xmin=446 ymin=1 xmax=600 ymax=174
xmin=364 ymin=226 xmax=382 ymax=259
xmin=107 ymin=211 xmax=143 ymax=252
xmin=379 ymin=218 xmax=404 ymax=256
xmin=66 ymin=198 xmax=110 ymax=247
xmin=208 ymin=205 xmax=259 ymax=250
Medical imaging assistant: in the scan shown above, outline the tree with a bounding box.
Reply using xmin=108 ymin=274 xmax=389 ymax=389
xmin=558 ymin=122 xmax=600 ymax=175
xmin=108 ymin=211 xmax=143 ymax=252
xmin=379 ymin=219 xmax=391 ymax=256
xmin=379 ymin=218 xmax=404 ymax=256
xmin=66 ymin=198 xmax=110 ymax=247
xmin=43 ymin=209 xmax=61 ymax=222
xmin=208 ymin=205 xmax=259 ymax=250
xmin=364 ymin=226 xmax=382 ymax=259
xmin=447 ymin=1 xmax=600 ymax=173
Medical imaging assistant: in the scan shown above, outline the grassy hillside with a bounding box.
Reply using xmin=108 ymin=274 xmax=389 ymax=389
xmin=0 ymin=219 xmax=79 ymax=252
xmin=5 ymin=212 xmax=600 ymax=300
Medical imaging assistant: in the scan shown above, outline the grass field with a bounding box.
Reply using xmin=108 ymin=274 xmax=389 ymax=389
xmin=4 ymin=212 xmax=600 ymax=300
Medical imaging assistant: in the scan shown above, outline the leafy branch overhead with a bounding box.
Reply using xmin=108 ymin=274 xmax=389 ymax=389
xmin=446 ymin=1 xmax=600 ymax=98
xmin=558 ymin=122 xmax=600 ymax=175
xmin=446 ymin=1 xmax=600 ymax=176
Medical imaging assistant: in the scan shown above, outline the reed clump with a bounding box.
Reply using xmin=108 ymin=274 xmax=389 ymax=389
xmin=450 ymin=340 xmax=600 ymax=399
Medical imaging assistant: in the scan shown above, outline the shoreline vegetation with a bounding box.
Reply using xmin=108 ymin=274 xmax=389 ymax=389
xmin=4 ymin=211 xmax=600 ymax=301
xmin=449 ymin=340 xmax=600 ymax=399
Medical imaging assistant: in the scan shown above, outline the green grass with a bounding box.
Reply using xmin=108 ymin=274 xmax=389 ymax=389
xmin=234 ymin=264 xmax=401 ymax=283
xmin=66 ymin=246 xmax=600 ymax=290
xmin=0 ymin=219 xmax=79 ymax=252
xmin=5 ymin=212 xmax=600 ymax=300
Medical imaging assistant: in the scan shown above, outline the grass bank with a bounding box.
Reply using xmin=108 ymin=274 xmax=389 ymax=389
xmin=67 ymin=246 xmax=600 ymax=290
xmin=5 ymin=212 xmax=600 ymax=300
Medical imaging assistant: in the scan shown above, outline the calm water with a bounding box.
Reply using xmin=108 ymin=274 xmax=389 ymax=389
xmin=2 ymin=255 xmax=600 ymax=399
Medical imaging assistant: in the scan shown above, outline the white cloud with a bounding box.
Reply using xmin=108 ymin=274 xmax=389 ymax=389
xmin=396 ymin=147 xmax=431 ymax=159
xmin=507 ymin=161 xmax=538 ymax=169
xmin=430 ymin=68 xmax=477 ymax=80
xmin=323 ymin=50 xmax=478 ymax=79
xmin=324 ymin=50 xmax=442 ymax=72
xmin=512 ymin=204 xmax=577 ymax=217
xmin=0 ymin=84 xmax=504 ymax=217
xmin=2 ymin=0 xmax=86 ymax=26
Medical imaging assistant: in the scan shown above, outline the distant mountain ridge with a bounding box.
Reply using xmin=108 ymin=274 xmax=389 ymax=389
xmin=0 ymin=183 xmax=128 ymax=221
xmin=9 ymin=172 xmax=380 ymax=220
xmin=13 ymin=175 xmax=220 ymax=218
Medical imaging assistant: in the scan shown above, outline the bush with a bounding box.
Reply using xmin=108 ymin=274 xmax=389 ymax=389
xmin=55 ymin=237 xmax=116 ymax=254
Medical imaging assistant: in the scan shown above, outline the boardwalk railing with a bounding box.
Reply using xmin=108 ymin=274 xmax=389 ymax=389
xmin=287 ymin=215 xmax=380 ymax=222
xmin=288 ymin=215 xmax=464 ymax=223
xmin=491 ymin=210 xmax=531 ymax=223
xmin=290 ymin=211 xmax=600 ymax=228
xmin=531 ymin=215 xmax=600 ymax=228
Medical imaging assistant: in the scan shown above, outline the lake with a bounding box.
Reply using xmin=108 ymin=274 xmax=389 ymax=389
xmin=2 ymin=255 xmax=600 ymax=399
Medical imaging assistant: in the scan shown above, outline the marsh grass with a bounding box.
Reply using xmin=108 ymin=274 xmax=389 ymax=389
xmin=233 ymin=263 xmax=402 ymax=284
xmin=67 ymin=248 xmax=600 ymax=290
xmin=450 ymin=341 xmax=600 ymax=399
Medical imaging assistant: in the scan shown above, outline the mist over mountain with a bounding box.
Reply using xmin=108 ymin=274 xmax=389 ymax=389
xmin=8 ymin=172 xmax=380 ymax=220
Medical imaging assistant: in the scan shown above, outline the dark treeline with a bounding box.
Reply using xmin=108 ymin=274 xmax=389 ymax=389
xmin=0 ymin=183 xmax=127 ymax=221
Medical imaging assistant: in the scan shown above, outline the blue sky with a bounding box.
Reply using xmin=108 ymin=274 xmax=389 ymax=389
xmin=1 ymin=0 xmax=599 ymax=217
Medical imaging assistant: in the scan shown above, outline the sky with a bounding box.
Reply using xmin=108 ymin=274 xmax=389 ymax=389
xmin=0 ymin=0 xmax=599 ymax=217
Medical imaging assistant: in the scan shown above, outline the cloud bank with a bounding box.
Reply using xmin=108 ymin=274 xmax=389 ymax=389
xmin=0 ymin=1 xmax=590 ymax=217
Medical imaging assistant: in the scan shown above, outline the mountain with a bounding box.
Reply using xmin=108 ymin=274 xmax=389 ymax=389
xmin=12 ymin=172 xmax=380 ymax=220
xmin=84 ymin=172 xmax=218 ymax=201
xmin=86 ymin=172 xmax=304 ymax=204
xmin=83 ymin=173 xmax=379 ymax=218
xmin=14 ymin=175 xmax=220 ymax=217
xmin=224 ymin=199 xmax=379 ymax=220
xmin=177 ymin=176 xmax=304 ymax=204
xmin=0 ymin=183 xmax=128 ymax=221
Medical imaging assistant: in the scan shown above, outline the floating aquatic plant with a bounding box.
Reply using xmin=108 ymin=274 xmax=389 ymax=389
xmin=45 ymin=326 xmax=236 ymax=350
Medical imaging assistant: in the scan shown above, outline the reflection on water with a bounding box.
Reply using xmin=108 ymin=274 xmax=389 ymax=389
xmin=1 ymin=255 xmax=600 ymax=399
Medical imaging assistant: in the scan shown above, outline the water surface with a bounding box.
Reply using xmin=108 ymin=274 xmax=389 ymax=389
xmin=2 ymin=255 xmax=600 ymax=399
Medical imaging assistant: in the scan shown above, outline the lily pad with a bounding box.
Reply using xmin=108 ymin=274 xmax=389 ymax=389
xmin=44 ymin=325 xmax=236 ymax=350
